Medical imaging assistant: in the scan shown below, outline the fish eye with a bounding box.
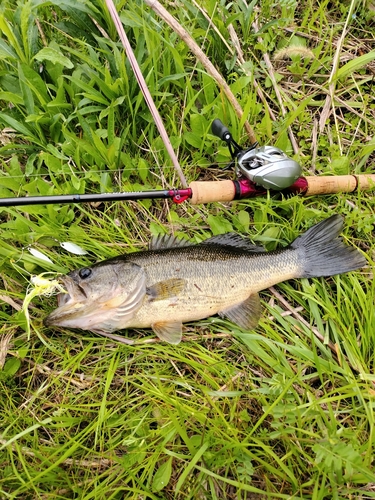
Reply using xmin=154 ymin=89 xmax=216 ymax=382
xmin=79 ymin=268 xmax=92 ymax=279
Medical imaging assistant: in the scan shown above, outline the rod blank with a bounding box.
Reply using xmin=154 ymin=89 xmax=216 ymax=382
xmin=0 ymin=190 xmax=183 ymax=207
xmin=0 ymin=175 xmax=373 ymax=208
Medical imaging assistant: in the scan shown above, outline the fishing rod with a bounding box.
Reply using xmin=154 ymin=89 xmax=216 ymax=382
xmin=0 ymin=119 xmax=374 ymax=208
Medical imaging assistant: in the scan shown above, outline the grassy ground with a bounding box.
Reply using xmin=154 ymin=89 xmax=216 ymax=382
xmin=0 ymin=0 xmax=375 ymax=498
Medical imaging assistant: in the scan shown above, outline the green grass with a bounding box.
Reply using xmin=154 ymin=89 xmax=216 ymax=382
xmin=0 ymin=0 xmax=375 ymax=498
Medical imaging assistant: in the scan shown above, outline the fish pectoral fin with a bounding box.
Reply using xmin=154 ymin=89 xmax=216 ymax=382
xmin=147 ymin=278 xmax=187 ymax=301
xmin=219 ymin=293 xmax=261 ymax=330
xmin=152 ymin=321 xmax=183 ymax=345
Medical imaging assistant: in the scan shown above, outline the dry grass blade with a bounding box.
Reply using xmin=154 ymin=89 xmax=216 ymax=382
xmin=0 ymin=437 xmax=114 ymax=468
xmin=0 ymin=331 xmax=13 ymax=369
xmin=319 ymin=0 xmax=357 ymax=135
xmin=228 ymin=24 xmax=277 ymax=122
xmin=252 ymin=16 xmax=299 ymax=154
xmin=0 ymin=0 xmax=374 ymax=497
xmin=0 ymin=294 xmax=22 ymax=311
xmin=269 ymin=286 xmax=334 ymax=349
xmin=269 ymin=286 xmax=364 ymax=375
xmin=105 ymin=0 xmax=187 ymax=187
xmin=143 ymin=0 xmax=257 ymax=143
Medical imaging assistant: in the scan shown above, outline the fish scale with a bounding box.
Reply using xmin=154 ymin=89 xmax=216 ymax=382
xmin=44 ymin=215 xmax=366 ymax=344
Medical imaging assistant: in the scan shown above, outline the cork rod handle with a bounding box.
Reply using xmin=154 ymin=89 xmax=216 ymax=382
xmin=304 ymin=175 xmax=375 ymax=196
xmin=189 ymin=180 xmax=236 ymax=205
xmin=188 ymin=175 xmax=375 ymax=205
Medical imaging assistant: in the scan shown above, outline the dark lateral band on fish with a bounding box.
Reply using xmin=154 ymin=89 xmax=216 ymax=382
xmin=44 ymin=215 xmax=366 ymax=345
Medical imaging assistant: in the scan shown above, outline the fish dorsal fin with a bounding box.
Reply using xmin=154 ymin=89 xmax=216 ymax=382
xmin=204 ymin=233 xmax=265 ymax=253
xmin=147 ymin=278 xmax=186 ymax=301
xmin=149 ymin=235 xmax=193 ymax=250
xmin=152 ymin=321 xmax=183 ymax=344
xmin=218 ymin=293 xmax=261 ymax=330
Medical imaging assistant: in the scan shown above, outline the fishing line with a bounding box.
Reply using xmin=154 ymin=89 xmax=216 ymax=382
xmin=1 ymin=120 xmax=374 ymax=206
xmin=0 ymin=162 xmax=234 ymax=180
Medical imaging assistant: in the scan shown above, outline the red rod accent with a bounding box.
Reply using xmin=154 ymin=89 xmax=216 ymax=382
xmin=169 ymin=188 xmax=193 ymax=203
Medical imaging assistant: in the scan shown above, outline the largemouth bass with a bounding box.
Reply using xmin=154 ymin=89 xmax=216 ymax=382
xmin=44 ymin=215 xmax=366 ymax=344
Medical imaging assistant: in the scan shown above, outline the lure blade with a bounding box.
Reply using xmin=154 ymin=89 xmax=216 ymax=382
xmin=28 ymin=247 xmax=54 ymax=264
xmin=60 ymin=242 xmax=88 ymax=255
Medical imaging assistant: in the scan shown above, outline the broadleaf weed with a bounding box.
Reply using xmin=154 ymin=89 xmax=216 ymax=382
xmin=0 ymin=0 xmax=374 ymax=498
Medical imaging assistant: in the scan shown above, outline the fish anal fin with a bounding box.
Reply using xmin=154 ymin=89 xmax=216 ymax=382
xmin=152 ymin=321 xmax=183 ymax=344
xmin=147 ymin=278 xmax=186 ymax=301
xmin=219 ymin=293 xmax=261 ymax=330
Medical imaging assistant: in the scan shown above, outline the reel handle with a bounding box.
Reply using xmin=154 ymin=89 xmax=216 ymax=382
xmin=211 ymin=119 xmax=231 ymax=141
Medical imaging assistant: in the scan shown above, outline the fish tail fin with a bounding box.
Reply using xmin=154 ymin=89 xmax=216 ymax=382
xmin=291 ymin=215 xmax=366 ymax=278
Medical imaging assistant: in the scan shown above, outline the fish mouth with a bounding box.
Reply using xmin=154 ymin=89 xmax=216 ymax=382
xmin=57 ymin=290 xmax=71 ymax=307
xmin=61 ymin=275 xmax=89 ymax=300
xmin=44 ymin=301 xmax=86 ymax=327
xmin=44 ymin=276 xmax=89 ymax=327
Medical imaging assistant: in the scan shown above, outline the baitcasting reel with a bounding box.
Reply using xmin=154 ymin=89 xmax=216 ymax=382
xmin=211 ymin=119 xmax=301 ymax=190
